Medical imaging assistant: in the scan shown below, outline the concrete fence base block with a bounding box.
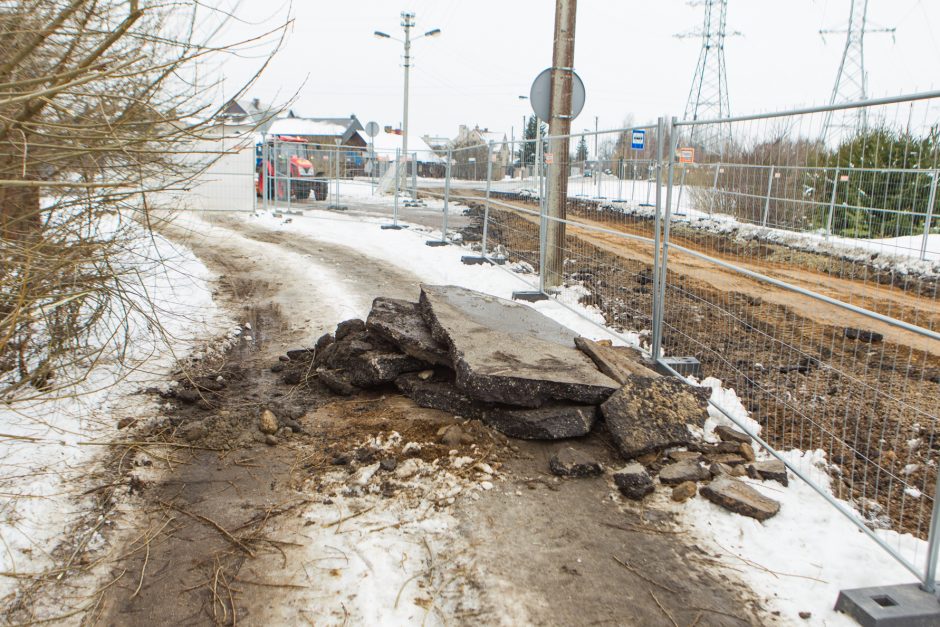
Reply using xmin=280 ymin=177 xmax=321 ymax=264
xmin=425 ymin=240 xmax=448 ymax=247
xmin=656 ymin=356 xmax=701 ymax=378
xmin=380 ymin=224 xmax=405 ymax=230
xmin=835 ymin=584 xmax=940 ymax=626
xmin=511 ymin=291 xmax=548 ymax=303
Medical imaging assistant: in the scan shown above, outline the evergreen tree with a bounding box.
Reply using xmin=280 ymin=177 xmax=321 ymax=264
xmin=517 ymin=115 xmax=547 ymax=166
xmin=575 ymin=136 xmax=589 ymax=163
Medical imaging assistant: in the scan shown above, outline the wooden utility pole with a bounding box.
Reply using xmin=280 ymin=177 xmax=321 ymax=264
xmin=543 ymin=0 xmax=577 ymax=287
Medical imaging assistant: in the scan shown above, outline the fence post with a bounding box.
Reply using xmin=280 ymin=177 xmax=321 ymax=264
xmin=262 ymin=139 xmax=268 ymax=212
xmin=393 ymin=148 xmax=400 ymax=226
xmin=921 ymin=170 xmax=938 ymax=261
xmin=651 ymin=116 xmax=668 ymax=362
xmin=536 ymin=136 xmax=547 ymax=291
xmin=761 ymin=165 xmax=775 ymax=227
xmin=441 ymin=147 xmax=452 ymax=243
xmin=481 ymin=141 xmax=494 ymax=258
xmin=412 ymin=151 xmax=418 ymax=200
xmin=709 ymin=162 xmax=720 ymax=216
xmin=922 ymin=468 xmax=940 ymax=592
xmin=826 ymin=167 xmax=840 ymax=240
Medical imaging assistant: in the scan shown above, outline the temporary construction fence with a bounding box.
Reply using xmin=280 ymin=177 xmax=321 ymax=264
xmin=418 ymin=90 xmax=940 ymax=592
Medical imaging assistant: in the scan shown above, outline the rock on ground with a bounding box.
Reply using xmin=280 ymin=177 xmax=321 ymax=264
xmin=714 ymin=425 xmax=752 ymax=444
xmin=366 ymin=297 xmax=451 ymax=366
xmin=549 ymin=447 xmax=603 ymax=477
xmin=419 ymin=284 xmax=619 ymax=407
xmin=259 ymin=409 xmax=278 ymax=434
xmin=613 ymin=463 xmax=654 ymax=500
xmin=658 ymin=460 xmax=711 ymax=485
xmin=747 ymin=459 xmax=789 ymax=486
xmin=483 ymin=403 xmax=597 ymax=440
xmin=601 ymin=375 xmax=711 ymax=459
xmin=700 ymin=476 xmax=780 ymax=521
xmin=671 ymin=481 xmax=697 ymax=502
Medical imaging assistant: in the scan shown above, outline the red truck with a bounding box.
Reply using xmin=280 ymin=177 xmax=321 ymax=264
xmin=257 ymin=135 xmax=328 ymax=201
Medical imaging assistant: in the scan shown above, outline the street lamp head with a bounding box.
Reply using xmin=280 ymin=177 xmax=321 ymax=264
xmin=424 ymin=28 xmax=441 ymax=38
xmin=518 ymin=95 xmax=528 ymax=100
xmin=374 ymin=30 xmax=391 ymax=39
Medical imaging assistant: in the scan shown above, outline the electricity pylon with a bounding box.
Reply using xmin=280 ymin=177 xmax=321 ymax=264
xmin=677 ymin=0 xmax=739 ymax=154
xmin=820 ymin=0 xmax=895 ymax=138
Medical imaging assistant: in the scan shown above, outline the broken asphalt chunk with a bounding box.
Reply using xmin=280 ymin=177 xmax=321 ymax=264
xmin=483 ymin=403 xmax=597 ymax=440
xmin=549 ymin=447 xmax=603 ymax=477
xmin=700 ymin=476 xmax=780 ymax=521
xmin=613 ymin=463 xmax=655 ymax=500
xmin=600 ymin=375 xmax=711 ymax=460
xmin=419 ymin=285 xmax=619 ymax=407
xmin=366 ymin=297 xmax=451 ymax=366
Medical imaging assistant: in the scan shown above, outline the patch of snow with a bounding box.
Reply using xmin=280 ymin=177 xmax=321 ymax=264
xmin=0 ymin=221 xmax=228 ymax=602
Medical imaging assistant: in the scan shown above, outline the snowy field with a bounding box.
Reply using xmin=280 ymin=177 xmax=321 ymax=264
xmin=0 ymin=221 xmax=229 ymax=603
xmin=234 ymin=205 xmax=928 ymax=624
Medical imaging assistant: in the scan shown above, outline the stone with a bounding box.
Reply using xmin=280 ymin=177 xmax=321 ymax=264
xmin=395 ymin=372 xmax=488 ymax=420
xmin=613 ymin=463 xmax=655 ymax=500
xmin=278 ymin=355 xmax=290 ymax=362
xmin=600 ymin=375 xmax=711 ymax=459
xmin=417 ymin=369 xmax=434 ymax=380
xmin=712 ymin=441 xmax=746 ymax=454
xmin=700 ymin=477 xmax=780 ymax=521
xmin=379 ymin=458 xmax=398 ymax=472
xmin=747 ymin=459 xmax=789 ymax=486
xmin=264 ymin=434 xmax=278 ymax=446
xmin=799 ymin=612 xmax=811 ymax=620
xmin=419 ymin=285 xmax=619 ymax=407
xmin=270 ymin=363 xmax=285 ymax=373
xmin=179 ymin=421 xmax=206 ymax=442
xmin=706 ymin=453 xmax=747 ymax=466
xmin=731 ymin=464 xmax=747 ymax=477
xmin=317 ymin=369 xmax=358 ymax=396
xmin=659 ymin=460 xmax=710 ymax=485
xmin=259 ymin=409 xmax=279 ymax=434
xmin=276 ymin=426 xmax=293 ymax=439
xmin=844 ymin=327 xmax=884 ymax=343
xmin=549 ymin=447 xmax=603 ymax=477
xmin=671 ymin=481 xmax=698 ymax=502
xmin=708 ymin=462 xmax=735 ymax=477
xmin=117 ymin=417 xmax=135 ymax=430
xmin=574 ymin=336 xmax=659 ymax=384
xmin=286 ymin=348 xmax=315 ymax=361
xmin=366 ymin=297 xmax=451 ymax=366
xmin=739 ymin=442 xmax=756 ymax=462
xmin=335 ymin=318 xmax=366 ymax=341
xmin=667 ymin=450 xmax=703 ymax=463
xmin=482 ymin=403 xmax=597 ymax=440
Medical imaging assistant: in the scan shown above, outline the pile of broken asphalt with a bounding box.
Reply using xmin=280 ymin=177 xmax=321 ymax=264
xmin=271 ymin=284 xmax=790 ymax=520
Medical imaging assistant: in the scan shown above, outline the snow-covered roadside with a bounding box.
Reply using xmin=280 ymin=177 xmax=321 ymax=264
xmin=226 ymin=207 xmax=929 ymax=625
xmin=0 ymin=222 xmax=229 ymax=605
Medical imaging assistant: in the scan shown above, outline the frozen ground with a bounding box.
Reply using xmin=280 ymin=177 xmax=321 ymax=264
xmin=0 ymin=222 xmax=229 ymax=604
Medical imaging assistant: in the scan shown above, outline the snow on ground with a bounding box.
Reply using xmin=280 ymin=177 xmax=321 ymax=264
xmin=0 ymin=222 xmax=228 ymax=603
xmin=225 ymin=205 xmax=929 ymax=625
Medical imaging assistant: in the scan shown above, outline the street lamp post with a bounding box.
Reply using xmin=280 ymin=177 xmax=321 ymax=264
xmin=374 ymin=13 xmax=440 ymax=199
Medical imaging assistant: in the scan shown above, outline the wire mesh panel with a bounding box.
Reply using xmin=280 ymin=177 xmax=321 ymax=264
xmin=662 ymin=94 xmax=940 ymax=583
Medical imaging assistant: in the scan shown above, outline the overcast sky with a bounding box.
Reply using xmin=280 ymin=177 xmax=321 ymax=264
xmin=210 ymin=0 xmax=940 ymax=141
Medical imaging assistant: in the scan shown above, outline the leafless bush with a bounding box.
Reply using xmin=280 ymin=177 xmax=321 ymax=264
xmin=0 ymin=0 xmax=285 ymax=399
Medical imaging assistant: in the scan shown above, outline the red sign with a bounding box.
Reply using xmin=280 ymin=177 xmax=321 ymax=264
xmin=678 ymin=147 xmax=695 ymax=163
xmin=544 ymin=152 xmax=554 ymax=164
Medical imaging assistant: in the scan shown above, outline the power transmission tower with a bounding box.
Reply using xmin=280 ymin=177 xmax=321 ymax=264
xmin=677 ymin=0 xmax=739 ymax=154
xmin=820 ymin=0 xmax=895 ymax=137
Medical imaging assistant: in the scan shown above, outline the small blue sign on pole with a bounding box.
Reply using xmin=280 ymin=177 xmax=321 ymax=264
xmin=631 ymin=129 xmax=646 ymax=150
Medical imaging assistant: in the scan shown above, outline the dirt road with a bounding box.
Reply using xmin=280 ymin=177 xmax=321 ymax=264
xmin=5 ymin=212 xmax=768 ymax=625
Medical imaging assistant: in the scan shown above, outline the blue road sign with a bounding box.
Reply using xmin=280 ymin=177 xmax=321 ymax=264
xmin=631 ymin=129 xmax=646 ymax=150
